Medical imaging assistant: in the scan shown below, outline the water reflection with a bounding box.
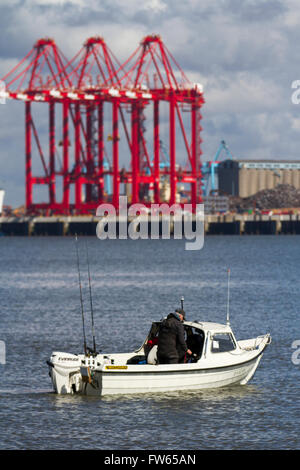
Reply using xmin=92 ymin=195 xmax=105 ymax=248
xmin=45 ymin=383 xmax=259 ymax=407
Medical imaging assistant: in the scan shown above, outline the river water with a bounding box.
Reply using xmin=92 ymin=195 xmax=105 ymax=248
xmin=0 ymin=235 xmax=299 ymax=450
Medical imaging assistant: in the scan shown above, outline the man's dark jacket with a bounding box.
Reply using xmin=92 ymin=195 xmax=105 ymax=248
xmin=157 ymin=313 xmax=188 ymax=363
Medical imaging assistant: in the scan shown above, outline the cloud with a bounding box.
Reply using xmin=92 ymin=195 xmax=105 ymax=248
xmin=144 ymin=0 xmax=167 ymax=13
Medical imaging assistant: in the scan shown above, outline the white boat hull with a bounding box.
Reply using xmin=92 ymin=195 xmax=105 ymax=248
xmin=83 ymin=354 xmax=263 ymax=396
xmin=48 ymin=341 xmax=268 ymax=397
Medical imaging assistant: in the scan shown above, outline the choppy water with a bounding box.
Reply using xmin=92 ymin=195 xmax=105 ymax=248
xmin=0 ymin=236 xmax=299 ymax=450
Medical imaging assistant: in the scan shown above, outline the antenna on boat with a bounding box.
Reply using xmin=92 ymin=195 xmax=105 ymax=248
xmin=226 ymin=268 xmax=231 ymax=326
xmin=75 ymin=234 xmax=87 ymax=355
xmin=85 ymin=240 xmax=96 ymax=354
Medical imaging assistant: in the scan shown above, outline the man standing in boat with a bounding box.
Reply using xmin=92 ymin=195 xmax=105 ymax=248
xmin=157 ymin=309 xmax=192 ymax=364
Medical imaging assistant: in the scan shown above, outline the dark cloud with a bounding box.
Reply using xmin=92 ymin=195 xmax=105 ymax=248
xmin=227 ymin=0 xmax=287 ymax=22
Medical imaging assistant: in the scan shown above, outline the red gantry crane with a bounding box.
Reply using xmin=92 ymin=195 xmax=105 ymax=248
xmin=53 ymin=35 xmax=126 ymax=212
xmin=1 ymin=34 xmax=205 ymax=214
xmin=1 ymin=38 xmax=75 ymax=214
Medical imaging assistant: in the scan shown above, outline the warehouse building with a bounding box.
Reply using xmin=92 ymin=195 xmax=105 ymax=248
xmin=218 ymin=160 xmax=300 ymax=198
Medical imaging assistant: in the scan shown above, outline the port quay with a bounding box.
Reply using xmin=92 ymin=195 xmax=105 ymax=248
xmin=1 ymin=212 xmax=300 ymax=236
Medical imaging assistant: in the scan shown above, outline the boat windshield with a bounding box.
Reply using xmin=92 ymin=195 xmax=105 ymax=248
xmin=211 ymin=333 xmax=236 ymax=353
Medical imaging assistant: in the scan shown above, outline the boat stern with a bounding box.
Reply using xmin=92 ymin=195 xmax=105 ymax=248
xmin=47 ymin=352 xmax=82 ymax=394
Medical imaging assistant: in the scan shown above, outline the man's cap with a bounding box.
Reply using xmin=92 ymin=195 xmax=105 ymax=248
xmin=175 ymin=308 xmax=186 ymax=319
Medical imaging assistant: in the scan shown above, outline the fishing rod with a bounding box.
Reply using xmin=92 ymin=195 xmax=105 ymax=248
xmin=75 ymin=234 xmax=87 ymax=355
xmin=85 ymin=240 xmax=96 ymax=354
xmin=226 ymin=268 xmax=231 ymax=326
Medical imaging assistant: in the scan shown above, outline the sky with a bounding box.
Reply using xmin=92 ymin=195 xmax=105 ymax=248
xmin=1 ymin=0 xmax=300 ymax=207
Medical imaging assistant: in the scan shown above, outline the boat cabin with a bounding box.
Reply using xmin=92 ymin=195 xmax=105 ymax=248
xmin=131 ymin=319 xmax=238 ymax=365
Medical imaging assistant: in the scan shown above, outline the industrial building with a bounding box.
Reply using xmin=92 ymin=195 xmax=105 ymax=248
xmin=218 ymin=160 xmax=300 ymax=198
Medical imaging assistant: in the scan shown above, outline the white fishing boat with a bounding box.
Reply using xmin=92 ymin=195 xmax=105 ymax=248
xmin=47 ymin=318 xmax=271 ymax=396
xmin=47 ymin=241 xmax=271 ymax=396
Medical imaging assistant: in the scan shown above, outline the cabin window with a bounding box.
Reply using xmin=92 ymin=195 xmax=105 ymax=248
xmin=211 ymin=333 xmax=236 ymax=353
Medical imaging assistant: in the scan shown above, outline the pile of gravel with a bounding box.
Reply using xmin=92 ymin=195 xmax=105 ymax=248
xmin=229 ymin=184 xmax=300 ymax=211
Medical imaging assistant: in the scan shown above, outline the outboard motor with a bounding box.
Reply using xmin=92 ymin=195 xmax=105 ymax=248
xmin=47 ymin=352 xmax=82 ymax=394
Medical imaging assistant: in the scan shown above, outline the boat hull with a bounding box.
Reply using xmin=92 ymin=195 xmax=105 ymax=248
xmin=81 ymin=354 xmax=264 ymax=396
xmin=47 ymin=331 xmax=270 ymax=397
